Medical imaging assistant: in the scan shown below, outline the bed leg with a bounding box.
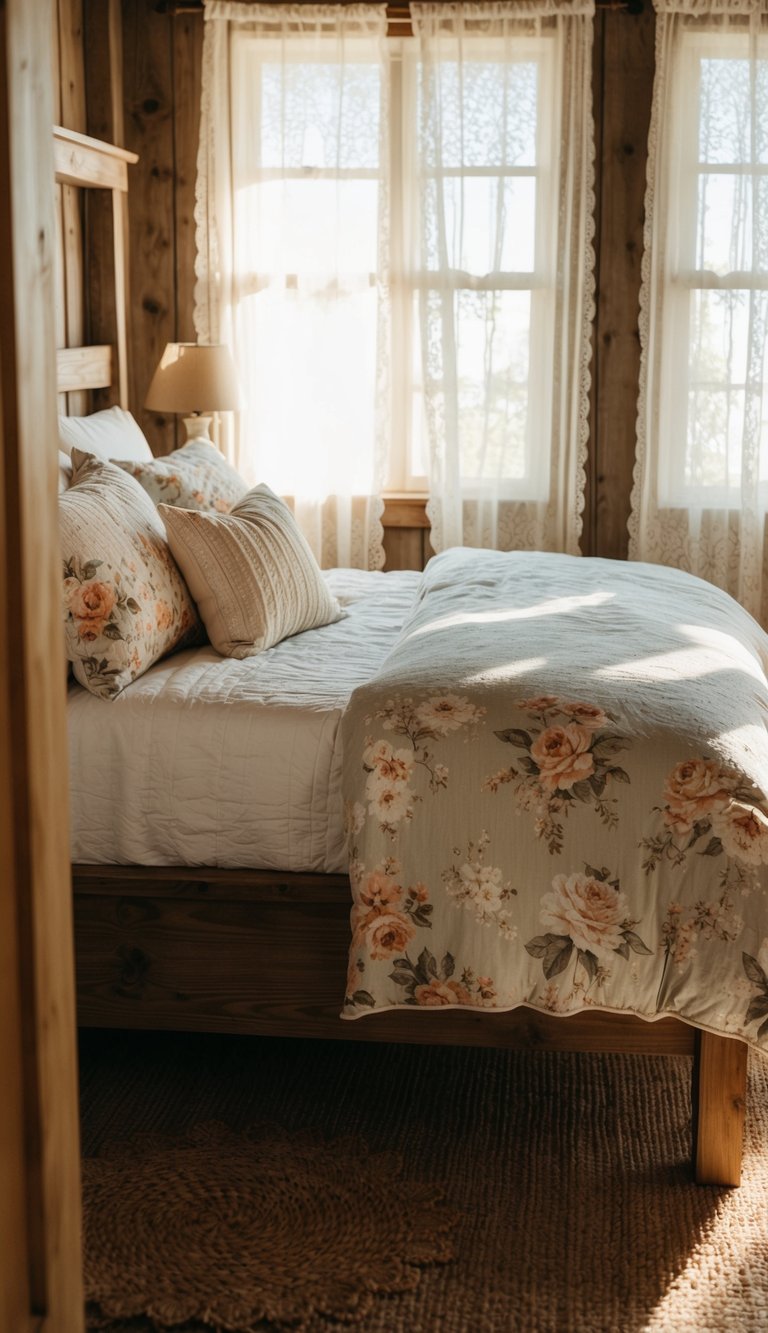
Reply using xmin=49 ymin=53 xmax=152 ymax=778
xmin=691 ymin=1030 xmax=747 ymax=1186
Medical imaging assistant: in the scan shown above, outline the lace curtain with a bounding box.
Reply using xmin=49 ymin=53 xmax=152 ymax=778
xmin=630 ymin=0 xmax=768 ymax=623
xmin=195 ymin=2 xmax=389 ymax=569
xmin=411 ymin=0 xmax=596 ymax=554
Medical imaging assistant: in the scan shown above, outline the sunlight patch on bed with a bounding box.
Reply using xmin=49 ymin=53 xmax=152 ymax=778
xmin=407 ymin=590 xmax=615 ymax=638
xmin=464 ymin=657 xmax=548 ymax=685
xmin=595 ymin=620 xmax=768 ymax=687
xmin=595 ymin=642 xmax=767 ymax=686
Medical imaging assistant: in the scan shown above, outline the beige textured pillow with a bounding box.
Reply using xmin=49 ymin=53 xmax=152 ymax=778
xmin=116 ymin=439 xmax=248 ymax=513
xmin=159 ymin=483 xmax=343 ymax=658
xmin=60 ymin=450 xmax=201 ymax=699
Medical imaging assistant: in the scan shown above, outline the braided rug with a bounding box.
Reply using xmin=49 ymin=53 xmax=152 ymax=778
xmin=84 ymin=1119 xmax=455 ymax=1331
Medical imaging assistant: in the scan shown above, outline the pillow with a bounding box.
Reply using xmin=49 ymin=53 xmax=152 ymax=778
xmin=58 ymin=449 xmax=72 ymax=494
xmin=60 ymin=449 xmax=201 ymax=699
xmin=115 ymin=438 xmax=248 ymax=513
xmin=159 ymin=483 xmax=343 ymax=658
xmin=59 ymin=406 xmax=152 ymax=463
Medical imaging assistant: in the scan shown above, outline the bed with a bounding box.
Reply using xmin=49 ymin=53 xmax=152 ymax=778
xmin=60 ymin=127 xmax=750 ymax=1189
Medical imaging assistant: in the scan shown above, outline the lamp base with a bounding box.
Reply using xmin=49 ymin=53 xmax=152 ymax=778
xmin=181 ymin=414 xmax=214 ymax=444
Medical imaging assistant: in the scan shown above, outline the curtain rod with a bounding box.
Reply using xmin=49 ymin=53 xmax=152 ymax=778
xmin=160 ymin=1 xmax=644 ymax=16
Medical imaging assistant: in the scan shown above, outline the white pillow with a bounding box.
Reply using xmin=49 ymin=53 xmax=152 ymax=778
xmin=58 ymin=449 xmax=73 ymax=494
xmin=159 ymin=483 xmax=343 ymax=658
xmin=58 ymin=406 xmax=152 ymax=463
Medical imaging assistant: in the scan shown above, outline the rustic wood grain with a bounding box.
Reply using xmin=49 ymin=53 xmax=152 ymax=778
xmin=592 ymin=6 xmax=655 ymax=560
xmin=54 ymin=131 xmax=132 ymax=191
xmin=171 ymin=8 xmax=204 ymax=445
xmin=0 ymin=1 xmax=83 ymax=1324
xmin=383 ymin=525 xmax=428 ymax=571
xmin=56 ymin=343 xmax=112 ymax=393
xmin=692 ymin=1030 xmax=748 ymax=1187
xmin=123 ymin=0 xmax=176 ymax=454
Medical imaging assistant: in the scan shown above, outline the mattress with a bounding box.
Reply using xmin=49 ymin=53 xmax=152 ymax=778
xmin=68 ymin=568 xmax=420 ymax=872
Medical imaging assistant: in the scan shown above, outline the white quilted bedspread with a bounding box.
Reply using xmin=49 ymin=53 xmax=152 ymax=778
xmin=69 ymin=568 xmax=419 ymax=872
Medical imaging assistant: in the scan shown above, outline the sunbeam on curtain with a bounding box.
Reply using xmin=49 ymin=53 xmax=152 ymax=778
xmin=631 ymin=0 xmax=768 ymax=624
xmin=195 ymin=1 xmax=390 ymax=569
xmin=411 ymin=0 xmax=596 ymax=554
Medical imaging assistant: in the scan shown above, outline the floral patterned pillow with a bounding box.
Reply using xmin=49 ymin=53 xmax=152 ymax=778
xmin=60 ymin=450 xmax=202 ymax=700
xmin=115 ymin=439 xmax=248 ymax=514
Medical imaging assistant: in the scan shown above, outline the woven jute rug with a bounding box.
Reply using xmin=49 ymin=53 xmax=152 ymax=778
xmin=80 ymin=1031 xmax=768 ymax=1333
xmin=83 ymin=1120 xmax=455 ymax=1331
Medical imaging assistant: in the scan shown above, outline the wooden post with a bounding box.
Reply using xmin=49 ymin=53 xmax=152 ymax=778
xmin=0 ymin=0 xmax=84 ymax=1326
xmin=692 ymin=1031 xmax=748 ymax=1187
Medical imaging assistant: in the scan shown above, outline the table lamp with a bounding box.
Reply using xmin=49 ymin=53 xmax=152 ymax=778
xmin=145 ymin=342 xmax=244 ymax=443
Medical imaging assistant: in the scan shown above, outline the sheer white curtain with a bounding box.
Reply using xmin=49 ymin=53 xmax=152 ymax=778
xmin=410 ymin=0 xmax=596 ymax=554
xmin=631 ymin=0 xmax=768 ymax=623
xmin=195 ymin=2 xmax=389 ymax=569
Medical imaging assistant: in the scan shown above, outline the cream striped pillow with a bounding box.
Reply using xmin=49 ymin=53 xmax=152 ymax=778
xmin=159 ymin=484 xmax=343 ymax=658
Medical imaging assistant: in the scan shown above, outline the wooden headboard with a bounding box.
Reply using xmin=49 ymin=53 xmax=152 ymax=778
xmin=53 ymin=125 xmax=137 ymax=412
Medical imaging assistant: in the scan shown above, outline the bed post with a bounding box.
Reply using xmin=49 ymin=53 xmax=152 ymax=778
xmin=691 ymin=1030 xmax=747 ymax=1186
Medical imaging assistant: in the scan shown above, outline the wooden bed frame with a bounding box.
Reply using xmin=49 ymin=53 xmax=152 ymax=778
xmin=59 ymin=128 xmax=748 ymax=1189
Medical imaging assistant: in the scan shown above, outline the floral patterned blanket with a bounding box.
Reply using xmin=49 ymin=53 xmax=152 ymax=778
xmin=341 ymin=548 xmax=768 ymax=1051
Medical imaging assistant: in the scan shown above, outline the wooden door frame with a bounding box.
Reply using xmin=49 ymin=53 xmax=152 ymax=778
xmin=0 ymin=0 xmax=84 ymax=1327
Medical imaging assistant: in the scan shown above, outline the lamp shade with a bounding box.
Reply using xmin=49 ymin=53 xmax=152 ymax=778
xmin=144 ymin=343 xmax=245 ymax=414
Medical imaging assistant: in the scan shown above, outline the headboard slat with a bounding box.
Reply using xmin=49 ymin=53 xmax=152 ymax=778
xmin=56 ymin=345 xmax=112 ymax=394
xmin=53 ymin=126 xmax=136 ymax=192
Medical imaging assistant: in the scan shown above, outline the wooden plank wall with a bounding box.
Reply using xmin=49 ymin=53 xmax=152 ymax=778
xmin=85 ymin=0 xmax=203 ymax=457
xmin=588 ymin=6 xmax=656 ymax=561
xmin=82 ymin=1 xmax=656 ymax=566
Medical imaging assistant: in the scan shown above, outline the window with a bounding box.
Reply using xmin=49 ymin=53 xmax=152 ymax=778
xmin=196 ymin=4 xmax=594 ymax=563
xmin=631 ymin=3 xmax=768 ymax=623
xmin=231 ymin=29 xmax=387 ymax=500
xmin=399 ymin=35 xmax=557 ymax=500
xmin=659 ymin=33 xmax=768 ymax=508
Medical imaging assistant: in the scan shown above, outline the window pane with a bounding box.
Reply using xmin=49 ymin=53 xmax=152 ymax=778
xmin=418 ymin=59 xmax=538 ymax=169
xmin=423 ymin=288 xmax=544 ymax=487
xmin=683 ymin=287 xmax=768 ymax=494
xmin=697 ymin=173 xmax=751 ymax=274
xmin=236 ymin=287 xmax=379 ymax=495
xmin=235 ymin=179 xmax=379 ymax=277
xmin=422 ymin=175 xmax=536 ymax=274
xmin=699 ymin=55 xmax=768 ymax=166
xmin=260 ymin=58 xmax=381 ymax=169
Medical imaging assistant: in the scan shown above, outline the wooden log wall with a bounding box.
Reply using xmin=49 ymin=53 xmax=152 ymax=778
xmin=80 ymin=0 xmax=656 ymax=567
